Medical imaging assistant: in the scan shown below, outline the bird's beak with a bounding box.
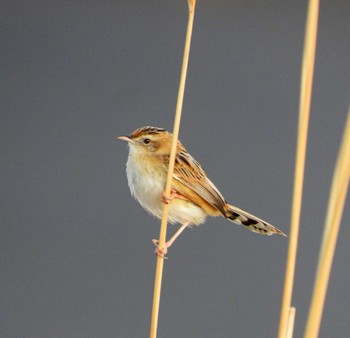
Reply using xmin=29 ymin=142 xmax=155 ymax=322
xmin=117 ymin=135 xmax=134 ymax=143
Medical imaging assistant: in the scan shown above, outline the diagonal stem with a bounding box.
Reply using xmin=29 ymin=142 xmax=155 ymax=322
xmin=149 ymin=1 xmax=196 ymax=338
xmin=278 ymin=0 xmax=319 ymax=336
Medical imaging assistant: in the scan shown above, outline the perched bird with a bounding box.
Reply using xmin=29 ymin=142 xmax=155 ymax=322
xmin=118 ymin=126 xmax=286 ymax=256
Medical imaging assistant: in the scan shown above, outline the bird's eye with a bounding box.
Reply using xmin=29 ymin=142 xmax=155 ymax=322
xmin=143 ymin=138 xmax=151 ymax=144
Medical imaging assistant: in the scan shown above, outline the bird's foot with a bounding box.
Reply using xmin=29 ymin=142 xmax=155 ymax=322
xmin=152 ymin=239 xmax=168 ymax=259
xmin=162 ymin=189 xmax=189 ymax=204
xmin=161 ymin=189 xmax=177 ymax=204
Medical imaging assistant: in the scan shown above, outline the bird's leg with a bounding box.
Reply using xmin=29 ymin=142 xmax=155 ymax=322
xmin=152 ymin=221 xmax=190 ymax=257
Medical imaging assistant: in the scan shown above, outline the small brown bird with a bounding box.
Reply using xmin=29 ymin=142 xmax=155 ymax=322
xmin=119 ymin=126 xmax=286 ymax=256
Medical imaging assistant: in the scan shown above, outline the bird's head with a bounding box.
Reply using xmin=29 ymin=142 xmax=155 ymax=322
xmin=118 ymin=126 xmax=178 ymax=156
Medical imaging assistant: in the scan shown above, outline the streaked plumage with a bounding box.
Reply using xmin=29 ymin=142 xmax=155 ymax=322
xmin=119 ymin=126 xmax=286 ymax=255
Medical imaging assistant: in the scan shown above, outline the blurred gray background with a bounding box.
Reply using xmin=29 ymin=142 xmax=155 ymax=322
xmin=1 ymin=1 xmax=349 ymax=337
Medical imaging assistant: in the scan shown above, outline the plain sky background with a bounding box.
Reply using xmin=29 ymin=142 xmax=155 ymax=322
xmin=1 ymin=1 xmax=350 ymax=337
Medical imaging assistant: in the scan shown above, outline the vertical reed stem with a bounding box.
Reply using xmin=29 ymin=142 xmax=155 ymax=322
xmin=149 ymin=1 xmax=196 ymax=337
xmin=286 ymin=307 xmax=296 ymax=338
xmin=304 ymin=110 xmax=350 ymax=338
xmin=278 ymin=0 xmax=319 ymax=336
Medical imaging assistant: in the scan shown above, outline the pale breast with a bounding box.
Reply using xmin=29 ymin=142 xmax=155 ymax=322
xmin=125 ymin=152 xmax=207 ymax=225
xmin=126 ymin=154 xmax=165 ymax=219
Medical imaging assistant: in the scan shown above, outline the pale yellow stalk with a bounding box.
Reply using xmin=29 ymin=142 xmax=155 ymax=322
xmin=304 ymin=110 xmax=350 ymax=338
xmin=149 ymin=1 xmax=196 ymax=338
xmin=285 ymin=307 xmax=296 ymax=338
xmin=278 ymin=0 xmax=319 ymax=337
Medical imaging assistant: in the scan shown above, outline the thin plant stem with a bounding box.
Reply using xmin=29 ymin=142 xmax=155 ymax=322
xmin=278 ymin=0 xmax=319 ymax=337
xmin=286 ymin=307 xmax=296 ymax=338
xmin=304 ymin=110 xmax=350 ymax=338
xmin=149 ymin=1 xmax=196 ymax=338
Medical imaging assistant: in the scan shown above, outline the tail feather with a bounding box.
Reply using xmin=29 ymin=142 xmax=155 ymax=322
xmin=225 ymin=204 xmax=286 ymax=236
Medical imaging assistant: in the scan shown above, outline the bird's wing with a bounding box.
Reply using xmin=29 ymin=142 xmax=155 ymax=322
xmin=165 ymin=151 xmax=227 ymax=214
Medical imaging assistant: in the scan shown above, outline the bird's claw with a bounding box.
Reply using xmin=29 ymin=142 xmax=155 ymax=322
xmin=161 ymin=189 xmax=177 ymax=204
xmin=152 ymin=239 xmax=168 ymax=259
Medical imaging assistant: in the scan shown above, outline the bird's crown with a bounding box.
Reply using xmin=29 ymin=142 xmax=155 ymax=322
xmin=129 ymin=126 xmax=166 ymax=139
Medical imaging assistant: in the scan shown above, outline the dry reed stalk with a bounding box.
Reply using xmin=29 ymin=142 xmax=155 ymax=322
xmin=149 ymin=1 xmax=196 ymax=337
xmin=286 ymin=307 xmax=296 ymax=338
xmin=278 ymin=0 xmax=319 ymax=337
xmin=304 ymin=110 xmax=350 ymax=338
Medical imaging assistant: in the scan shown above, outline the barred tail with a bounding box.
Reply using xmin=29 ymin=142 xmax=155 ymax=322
xmin=224 ymin=204 xmax=286 ymax=236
